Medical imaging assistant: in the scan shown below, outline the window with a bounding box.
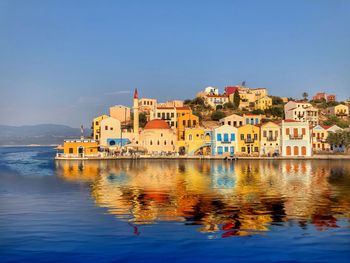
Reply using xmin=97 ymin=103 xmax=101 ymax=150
xmin=171 ymin=113 xmax=174 ymax=118
xmin=189 ymin=134 xmax=193 ymax=140
xmin=95 ymin=121 xmax=99 ymax=125
xmin=241 ymin=147 xmax=246 ymax=152
xmin=158 ymin=113 xmax=161 ymax=118
xmin=150 ymin=140 xmax=153 ymax=145
xmin=263 ymin=131 xmax=267 ymax=137
xmin=230 ymin=147 xmax=234 ymax=154
xmin=183 ymin=120 xmax=186 ymax=126
xmin=240 ymin=134 xmax=244 ymax=140
xmin=161 ymin=133 xmax=163 ymax=137
xmin=217 ymin=133 xmax=222 ymax=141
xmin=217 ymin=146 xmax=223 ymax=155
xmin=171 ymin=121 xmax=174 ymax=127
xmin=254 ymin=134 xmax=258 ymax=140
xmin=286 ymin=128 xmax=290 ymax=135
xmin=246 ymin=118 xmax=249 ymax=124
xmin=171 ymin=140 xmax=174 ymax=145
xmin=105 ymin=126 xmax=108 ymax=130
xmin=255 ymin=118 xmax=259 ymax=124
xmin=164 ymin=140 xmax=167 ymax=145
xmin=157 ymin=140 xmax=160 ymax=145
xmin=224 ymin=133 xmax=229 ymax=142
xmin=251 ymin=118 xmax=254 ymax=124
xmin=166 ymin=113 xmax=170 ymax=119
xmin=228 ymin=121 xmax=231 ymax=125
xmin=224 ymin=146 xmax=229 ymax=152
xmin=230 ymin=133 xmax=235 ymax=141
xmin=110 ymin=127 xmax=113 ymax=130
xmin=193 ymin=120 xmax=196 ymax=126
xmin=69 ymin=148 xmax=73 ymax=154
xmin=302 ymin=128 xmax=306 ymax=135
xmin=254 ymin=147 xmax=258 ymax=152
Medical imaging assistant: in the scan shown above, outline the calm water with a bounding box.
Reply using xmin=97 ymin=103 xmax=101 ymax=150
xmin=0 ymin=147 xmax=350 ymax=262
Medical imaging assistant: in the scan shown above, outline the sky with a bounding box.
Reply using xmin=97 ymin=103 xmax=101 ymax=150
xmin=0 ymin=0 xmax=349 ymax=127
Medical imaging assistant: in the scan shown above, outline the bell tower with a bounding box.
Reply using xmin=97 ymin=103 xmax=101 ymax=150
xmin=133 ymin=88 xmax=139 ymax=138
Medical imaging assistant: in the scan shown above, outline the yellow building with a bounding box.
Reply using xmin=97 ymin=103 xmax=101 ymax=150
xmin=62 ymin=139 xmax=99 ymax=157
xmin=237 ymin=124 xmax=260 ymax=156
xmin=177 ymin=112 xmax=199 ymax=140
xmin=326 ymin=104 xmax=349 ymax=119
xmin=177 ymin=127 xmax=207 ymax=156
xmin=255 ymin=96 xmax=272 ymax=110
xmin=91 ymin=115 xmax=109 ymax=140
xmin=260 ymin=122 xmax=281 ymax=156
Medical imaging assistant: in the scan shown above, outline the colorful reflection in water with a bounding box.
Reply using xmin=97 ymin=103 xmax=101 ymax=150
xmin=55 ymin=160 xmax=350 ymax=238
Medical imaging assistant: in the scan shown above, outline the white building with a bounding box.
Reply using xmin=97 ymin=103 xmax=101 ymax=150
xmin=211 ymin=125 xmax=238 ymax=156
xmin=284 ymin=101 xmax=319 ymax=126
xmin=281 ymin=120 xmax=312 ymax=157
xmin=219 ymin=114 xmax=244 ymax=127
xmin=99 ymin=117 xmax=121 ymax=147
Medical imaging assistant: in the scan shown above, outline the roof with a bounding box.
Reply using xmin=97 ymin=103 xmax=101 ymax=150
xmin=134 ymin=88 xmax=138 ymax=99
xmin=175 ymin=106 xmax=191 ymax=110
xmin=144 ymin=119 xmax=170 ymax=130
xmin=244 ymin=113 xmax=259 ymax=116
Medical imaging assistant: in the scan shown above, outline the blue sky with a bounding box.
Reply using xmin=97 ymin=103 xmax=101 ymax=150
xmin=0 ymin=0 xmax=349 ymax=127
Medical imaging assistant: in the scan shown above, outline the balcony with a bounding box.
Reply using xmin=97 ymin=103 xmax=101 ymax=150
xmin=244 ymin=138 xmax=255 ymax=143
xmin=316 ymin=138 xmax=326 ymax=143
xmin=266 ymin=137 xmax=277 ymax=141
xmin=221 ymin=140 xmax=231 ymax=144
xmin=289 ymin=134 xmax=303 ymax=140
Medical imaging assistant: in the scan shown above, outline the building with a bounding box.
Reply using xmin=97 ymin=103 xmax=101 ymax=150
xmin=260 ymin=122 xmax=281 ymax=156
xmin=313 ymin=92 xmax=336 ymax=102
xmin=224 ymin=86 xmax=239 ymax=96
xmin=153 ymin=106 xmax=177 ymax=128
xmin=211 ymin=125 xmax=238 ymax=156
xmin=243 ymin=113 xmax=262 ymax=125
xmin=229 ymin=87 xmax=268 ymax=110
xmin=177 ymin=111 xmax=199 ymax=140
xmin=177 ymin=127 xmax=209 ymax=156
xmin=139 ymin=98 xmax=157 ymax=114
xmin=255 ymin=96 xmax=272 ymax=111
xmin=62 ymin=139 xmax=99 ymax=158
xmin=284 ymin=101 xmax=319 ymax=126
xmin=204 ymin=94 xmax=229 ymax=109
xmin=140 ymin=119 xmax=177 ymax=155
xmin=91 ymin=114 xmax=109 ymax=141
xmin=219 ymin=114 xmax=244 ymax=127
xmin=109 ymin=105 xmax=131 ymax=123
xmin=158 ymin=100 xmax=184 ymax=108
xmin=99 ymin=117 xmax=121 ymax=147
xmin=327 ymin=104 xmax=349 ymax=119
xmin=281 ymin=120 xmax=312 ymax=157
xmin=237 ymin=124 xmax=260 ymax=156
xmin=312 ymin=125 xmax=343 ymax=152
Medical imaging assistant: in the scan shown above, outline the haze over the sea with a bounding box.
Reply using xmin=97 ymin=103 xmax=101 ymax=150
xmin=1 ymin=0 xmax=349 ymax=127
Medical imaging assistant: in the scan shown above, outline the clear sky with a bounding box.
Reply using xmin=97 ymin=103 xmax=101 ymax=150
xmin=1 ymin=0 xmax=349 ymax=127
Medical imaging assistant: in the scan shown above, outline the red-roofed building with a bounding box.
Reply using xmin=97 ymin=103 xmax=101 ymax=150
xmin=224 ymin=86 xmax=240 ymax=96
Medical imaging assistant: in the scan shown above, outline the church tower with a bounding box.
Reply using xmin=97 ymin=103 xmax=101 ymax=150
xmin=133 ymin=88 xmax=139 ymax=138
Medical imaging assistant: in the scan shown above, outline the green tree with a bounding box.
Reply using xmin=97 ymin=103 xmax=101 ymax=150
xmin=139 ymin=112 xmax=148 ymax=128
xmin=233 ymin=90 xmax=240 ymax=109
xmin=271 ymin=96 xmax=283 ymax=105
xmin=216 ymin=105 xmax=223 ymax=110
xmin=192 ymin=97 xmax=205 ymax=106
xmin=223 ymin=102 xmax=235 ymax=109
xmin=326 ymin=131 xmax=350 ymax=153
xmin=211 ymin=110 xmax=226 ymax=121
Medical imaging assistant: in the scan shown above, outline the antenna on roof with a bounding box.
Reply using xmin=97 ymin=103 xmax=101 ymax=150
xmin=242 ymin=81 xmax=246 ymax=87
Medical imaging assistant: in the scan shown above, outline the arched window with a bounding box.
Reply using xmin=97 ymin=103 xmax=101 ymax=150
xmin=109 ymin=140 xmax=116 ymax=146
xmin=157 ymin=140 xmax=160 ymax=145
xmin=171 ymin=140 xmax=174 ymax=145
xmin=189 ymin=134 xmax=193 ymax=141
xmin=150 ymin=140 xmax=153 ymax=145
xmin=164 ymin=140 xmax=167 ymax=145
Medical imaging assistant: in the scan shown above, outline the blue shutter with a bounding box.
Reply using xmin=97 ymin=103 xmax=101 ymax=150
xmin=230 ymin=146 xmax=234 ymax=154
xmin=217 ymin=146 xmax=223 ymax=155
xmin=217 ymin=133 xmax=222 ymax=141
xmin=224 ymin=133 xmax=229 ymax=142
xmin=230 ymin=133 xmax=235 ymax=141
xmin=246 ymin=118 xmax=249 ymax=124
xmin=255 ymin=118 xmax=259 ymax=124
xmin=224 ymin=147 xmax=229 ymax=152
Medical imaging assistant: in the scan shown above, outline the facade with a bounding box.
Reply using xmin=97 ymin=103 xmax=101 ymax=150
xmin=260 ymin=122 xmax=281 ymax=156
xmin=312 ymin=125 xmax=343 ymax=152
xmin=204 ymin=86 xmax=219 ymax=95
xmin=284 ymin=101 xmax=319 ymax=126
xmin=99 ymin=117 xmax=121 ymax=147
xmin=140 ymin=119 xmax=177 ymax=155
xmin=177 ymin=112 xmax=199 ymax=140
xmin=237 ymin=124 xmax=260 ymax=156
xmin=204 ymin=94 xmax=229 ymax=109
xmin=154 ymin=107 xmax=177 ymax=128
xmin=229 ymin=87 xmax=268 ymax=110
xmin=327 ymin=104 xmax=349 ymax=119
xmin=211 ymin=125 xmax=238 ymax=156
xmin=63 ymin=139 xmax=99 ymax=157
xmin=139 ymin=98 xmax=157 ymax=114
xmin=91 ymin=114 xmax=109 ymax=141
xmin=243 ymin=113 xmax=262 ymax=125
xmin=219 ymin=114 xmax=244 ymax=127
xmin=109 ymin=105 xmax=131 ymax=123
xmin=255 ymin=96 xmax=272 ymax=110
xmin=313 ymin=92 xmax=336 ymax=102
xmin=177 ymin=127 xmax=207 ymax=156
xmin=281 ymin=120 xmax=312 ymax=157
xmin=158 ymin=100 xmax=184 ymax=108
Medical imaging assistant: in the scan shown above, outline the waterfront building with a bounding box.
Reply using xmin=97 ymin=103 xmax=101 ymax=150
xmin=312 ymin=125 xmax=343 ymax=152
xmin=140 ymin=119 xmax=177 ymax=155
xmin=219 ymin=114 xmax=244 ymax=127
xmin=99 ymin=117 xmax=121 ymax=147
xmin=62 ymin=139 xmax=99 ymax=158
xmin=326 ymin=104 xmax=349 ymax=119
xmin=109 ymin=105 xmax=131 ymax=124
xmin=211 ymin=125 xmax=238 ymax=156
xmin=177 ymin=127 xmax=208 ymax=156
xmin=255 ymin=96 xmax=272 ymax=110
xmin=91 ymin=114 xmax=109 ymax=141
xmin=237 ymin=124 xmax=260 ymax=156
xmin=243 ymin=113 xmax=262 ymax=125
xmin=281 ymin=120 xmax=312 ymax=157
xmin=260 ymin=122 xmax=281 ymax=156
xmin=284 ymin=101 xmax=319 ymax=126
xmin=176 ymin=110 xmax=199 ymax=140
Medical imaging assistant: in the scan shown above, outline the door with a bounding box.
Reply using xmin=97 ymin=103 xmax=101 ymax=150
xmin=294 ymin=146 xmax=299 ymax=156
xmin=286 ymin=146 xmax=291 ymax=156
xmin=301 ymin=146 xmax=307 ymax=156
xmin=78 ymin=146 xmax=84 ymax=157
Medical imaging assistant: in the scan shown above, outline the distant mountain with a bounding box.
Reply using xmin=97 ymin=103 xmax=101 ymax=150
xmin=0 ymin=124 xmax=91 ymax=146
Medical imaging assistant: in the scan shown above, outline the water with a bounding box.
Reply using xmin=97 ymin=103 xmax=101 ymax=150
xmin=0 ymin=147 xmax=350 ymax=262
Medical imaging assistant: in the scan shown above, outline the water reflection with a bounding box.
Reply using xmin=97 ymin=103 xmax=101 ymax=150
xmin=55 ymin=160 xmax=350 ymax=237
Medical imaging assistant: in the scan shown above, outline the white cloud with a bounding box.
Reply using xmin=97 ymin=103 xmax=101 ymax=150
xmin=104 ymin=90 xmax=131 ymax=96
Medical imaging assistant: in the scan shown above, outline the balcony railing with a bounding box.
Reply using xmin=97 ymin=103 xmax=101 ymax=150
xmin=244 ymin=138 xmax=255 ymax=143
xmin=266 ymin=137 xmax=277 ymax=141
xmin=289 ymin=134 xmax=303 ymax=140
xmin=221 ymin=140 xmax=232 ymax=144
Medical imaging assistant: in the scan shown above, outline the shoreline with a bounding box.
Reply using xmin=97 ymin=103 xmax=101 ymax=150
xmin=55 ymin=154 xmax=350 ymax=161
